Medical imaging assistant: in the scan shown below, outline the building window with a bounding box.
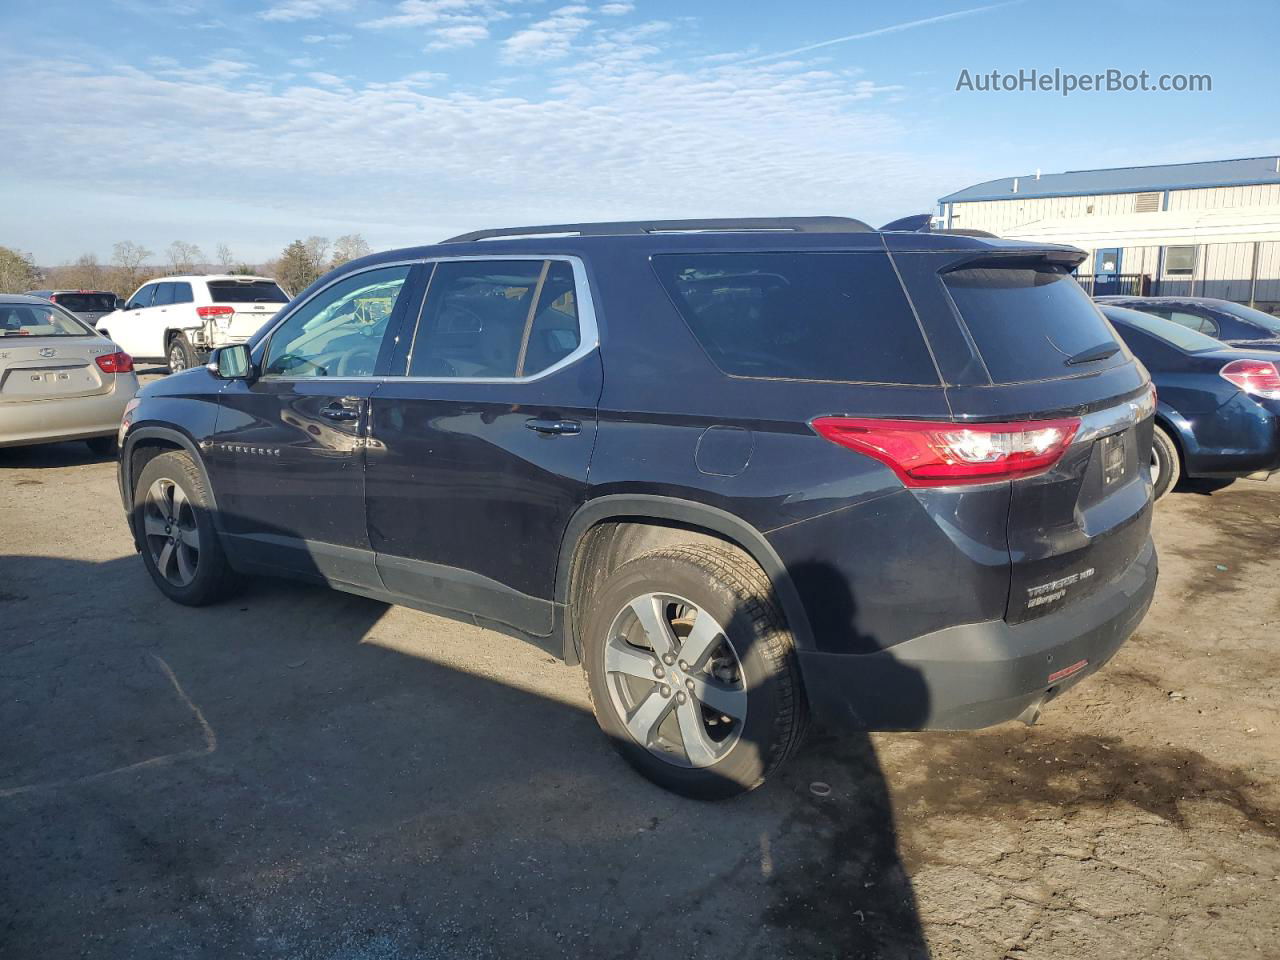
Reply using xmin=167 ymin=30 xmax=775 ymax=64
xmin=1163 ymin=245 xmax=1196 ymax=277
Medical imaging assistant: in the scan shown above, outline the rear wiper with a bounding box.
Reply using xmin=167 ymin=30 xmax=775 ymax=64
xmin=1064 ymin=342 xmax=1121 ymax=366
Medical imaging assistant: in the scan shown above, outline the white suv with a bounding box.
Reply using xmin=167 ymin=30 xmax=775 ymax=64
xmin=98 ymin=275 xmax=290 ymax=372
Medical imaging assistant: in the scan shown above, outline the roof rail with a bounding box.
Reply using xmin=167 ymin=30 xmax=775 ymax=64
xmin=443 ymin=216 xmax=874 ymax=243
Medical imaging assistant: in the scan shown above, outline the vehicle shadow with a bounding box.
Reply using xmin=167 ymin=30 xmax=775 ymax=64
xmin=0 ymin=440 xmax=118 ymax=469
xmin=0 ymin=541 xmax=932 ymax=959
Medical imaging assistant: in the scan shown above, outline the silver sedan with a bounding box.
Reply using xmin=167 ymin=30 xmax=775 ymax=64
xmin=0 ymin=295 xmax=139 ymax=454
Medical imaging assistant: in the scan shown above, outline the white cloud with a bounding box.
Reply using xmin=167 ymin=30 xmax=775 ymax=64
xmin=598 ymin=2 xmax=632 ymax=14
xmin=360 ymin=0 xmax=506 ymax=29
xmin=501 ymin=5 xmax=591 ymax=65
xmin=0 ymin=25 xmax=949 ymax=259
xmin=426 ymin=23 xmax=490 ymax=49
xmin=258 ymin=0 xmax=352 ymax=23
xmin=301 ymin=32 xmax=352 ymax=43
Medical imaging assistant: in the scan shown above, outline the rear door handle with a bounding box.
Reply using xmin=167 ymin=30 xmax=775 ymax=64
xmin=321 ymin=399 xmax=362 ymax=422
xmin=525 ymin=418 xmax=581 ymax=436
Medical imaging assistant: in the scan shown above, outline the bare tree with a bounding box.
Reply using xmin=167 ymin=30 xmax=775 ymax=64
xmin=54 ymin=253 xmax=106 ymax=291
xmin=303 ymin=235 xmax=330 ymax=273
xmin=111 ymin=241 xmax=154 ymax=297
xmin=215 ymin=243 xmax=235 ymax=271
xmin=331 ymin=233 xmax=371 ymax=268
xmin=168 ymin=240 xmax=205 ymax=274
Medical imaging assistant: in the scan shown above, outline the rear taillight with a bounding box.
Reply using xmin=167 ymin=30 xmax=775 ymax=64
xmin=811 ymin=416 xmax=1081 ymax=487
xmin=1220 ymin=358 xmax=1280 ymax=399
xmin=95 ymin=351 xmax=134 ymax=374
xmin=197 ymin=305 xmax=235 ymax=319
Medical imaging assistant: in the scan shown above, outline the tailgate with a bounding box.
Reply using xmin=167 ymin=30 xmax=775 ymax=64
xmin=226 ymin=304 xmax=278 ymax=339
xmin=0 ymin=338 xmax=114 ymax=402
xmin=1006 ymin=390 xmax=1156 ymax=623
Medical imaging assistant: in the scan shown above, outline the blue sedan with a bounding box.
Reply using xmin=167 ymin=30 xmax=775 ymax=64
xmin=1100 ymin=305 xmax=1280 ymax=499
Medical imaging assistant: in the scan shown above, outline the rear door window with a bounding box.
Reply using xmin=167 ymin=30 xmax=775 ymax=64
xmin=152 ymin=283 xmax=176 ymax=307
xmin=941 ymin=262 xmax=1124 ymax=383
xmin=651 ymin=251 xmax=938 ymax=384
xmin=407 ymin=259 xmax=584 ymax=379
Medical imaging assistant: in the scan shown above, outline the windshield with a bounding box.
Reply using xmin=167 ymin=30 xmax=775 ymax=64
xmin=1101 ymin=305 xmax=1224 ymax=352
xmin=0 ymin=302 xmax=94 ymax=337
xmin=1216 ymin=302 xmax=1280 ymax=336
xmin=206 ymin=279 xmax=289 ymax=304
xmin=51 ymin=292 xmax=116 ymax=313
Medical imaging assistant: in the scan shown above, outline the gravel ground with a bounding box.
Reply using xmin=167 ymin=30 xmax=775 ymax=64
xmin=2 ymin=411 xmax=1278 ymax=959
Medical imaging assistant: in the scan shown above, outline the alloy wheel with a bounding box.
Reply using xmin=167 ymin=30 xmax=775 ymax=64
xmin=1149 ymin=443 xmax=1162 ymax=487
xmin=143 ymin=478 xmax=200 ymax=586
xmin=604 ymin=592 xmax=747 ymax=768
xmin=169 ymin=344 xmax=187 ymax=372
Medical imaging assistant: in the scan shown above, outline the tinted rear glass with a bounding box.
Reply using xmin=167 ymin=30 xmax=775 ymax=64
xmin=942 ymin=263 xmax=1123 ymax=383
xmin=52 ymin=293 xmax=115 ymax=313
xmin=207 ymin=280 xmax=289 ymax=303
xmin=651 ymin=252 xmax=938 ymax=384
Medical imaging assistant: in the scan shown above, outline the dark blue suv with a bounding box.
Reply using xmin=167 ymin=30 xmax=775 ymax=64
xmin=118 ymin=218 xmax=1158 ymax=798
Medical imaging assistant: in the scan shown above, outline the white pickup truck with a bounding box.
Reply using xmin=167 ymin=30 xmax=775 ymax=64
xmin=97 ymin=275 xmax=290 ymax=372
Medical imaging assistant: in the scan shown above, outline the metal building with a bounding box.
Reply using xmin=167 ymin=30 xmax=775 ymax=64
xmin=937 ymin=156 xmax=1280 ymax=312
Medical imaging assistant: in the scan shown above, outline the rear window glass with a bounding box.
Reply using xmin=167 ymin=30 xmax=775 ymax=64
xmin=1217 ymin=301 xmax=1280 ymax=335
xmin=51 ymin=293 xmax=115 ymax=313
xmin=942 ymin=263 xmax=1123 ymax=383
xmin=207 ymin=280 xmax=289 ymax=304
xmin=1103 ymin=306 xmax=1222 ymax=352
xmin=0 ymin=303 xmax=92 ymax=337
xmin=651 ymin=252 xmax=938 ymax=384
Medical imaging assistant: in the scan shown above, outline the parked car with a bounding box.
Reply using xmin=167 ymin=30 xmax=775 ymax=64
xmin=96 ymin=275 xmax=289 ymax=373
xmin=117 ymin=217 xmax=1158 ymax=798
xmin=0 ymin=295 xmax=138 ymax=454
xmin=1097 ymin=295 xmax=1280 ymax=352
xmin=1099 ymin=304 xmax=1280 ymax=498
xmin=24 ymin=289 xmax=122 ymax=329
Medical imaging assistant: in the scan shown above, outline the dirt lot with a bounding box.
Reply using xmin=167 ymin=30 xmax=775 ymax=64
xmin=2 ymin=419 xmax=1278 ymax=958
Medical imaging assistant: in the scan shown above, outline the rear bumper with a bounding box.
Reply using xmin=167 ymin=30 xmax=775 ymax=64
xmin=797 ymin=537 xmax=1157 ymax=731
xmin=0 ymin=379 xmax=137 ymax=447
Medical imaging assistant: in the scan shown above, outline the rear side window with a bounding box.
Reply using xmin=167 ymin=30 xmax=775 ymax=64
xmin=942 ymin=263 xmax=1123 ymax=383
xmin=153 ymin=283 xmax=175 ymax=307
xmin=207 ymin=280 xmax=289 ymax=304
xmin=652 ymin=252 xmax=938 ymax=384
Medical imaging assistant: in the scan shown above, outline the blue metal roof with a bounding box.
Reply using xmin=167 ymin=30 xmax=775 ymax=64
xmin=939 ymin=156 xmax=1280 ymax=203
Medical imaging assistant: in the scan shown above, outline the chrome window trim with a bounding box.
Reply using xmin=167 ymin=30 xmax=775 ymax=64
xmin=255 ymin=254 xmax=600 ymax=385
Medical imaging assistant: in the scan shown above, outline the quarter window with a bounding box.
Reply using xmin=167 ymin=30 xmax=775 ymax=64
xmin=407 ymin=259 xmax=582 ymax=378
xmin=263 ymin=265 xmax=411 ymax=378
xmin=171 ymin=282 xmax=194 ymax=305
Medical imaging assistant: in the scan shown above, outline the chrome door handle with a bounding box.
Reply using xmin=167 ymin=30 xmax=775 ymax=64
xmin=525 ymin=418 xmax=581 ymax=436
xmin=321 ymin=402 xmax=361 ymax=422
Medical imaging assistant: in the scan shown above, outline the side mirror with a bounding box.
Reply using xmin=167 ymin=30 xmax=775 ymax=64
xmin=114 ymin=297 xmax=126 ymax=311
xmin=212 ymin=343 xmax=253 ymax=380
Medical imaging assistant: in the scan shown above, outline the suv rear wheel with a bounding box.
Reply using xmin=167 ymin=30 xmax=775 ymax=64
xmin=581 ymin=544 xmax=807 ymax=799
xmin=133 ymin=451 xmax=237 ymax=605
xmin=167 ymin=333 xmax=196 ymax=373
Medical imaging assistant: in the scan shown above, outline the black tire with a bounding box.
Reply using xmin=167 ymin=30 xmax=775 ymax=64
xmin=133 ymin=450 xmax=237 ymax=606
xmin=581 ymin=543 xmax=807 ymax=800
xmin=167 ymin=334 xmax=196 ymax=374
xmin=1151 ymin=424 xmax=1181 ymax=501
xmin=85 ymin=436 xmax=118 ymax=457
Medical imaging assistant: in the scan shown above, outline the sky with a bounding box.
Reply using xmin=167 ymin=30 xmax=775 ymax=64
xmin=1 ymin=0 xmax=1277 ymax=265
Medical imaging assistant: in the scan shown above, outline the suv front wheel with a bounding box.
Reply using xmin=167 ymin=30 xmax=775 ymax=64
xmin=133 ymin=451 xmax=237 ymax=605
xmin=581 ymin=544 xmax=807 ymax=799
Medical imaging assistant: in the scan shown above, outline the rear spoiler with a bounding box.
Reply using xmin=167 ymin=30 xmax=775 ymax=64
xmin=879 ymin=213 xmax=999 ymax=239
